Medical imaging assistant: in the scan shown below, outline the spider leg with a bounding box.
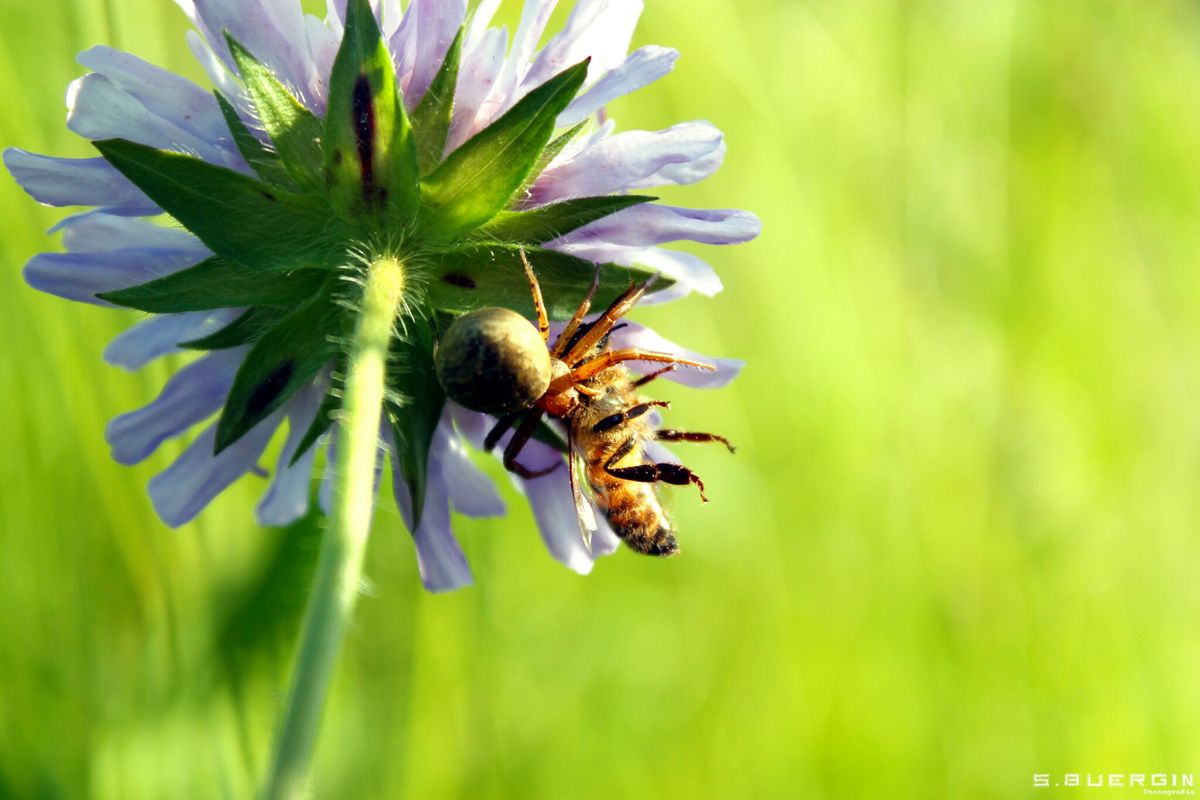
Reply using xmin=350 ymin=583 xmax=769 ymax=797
xmin=502 ymin=408 xmax=559 ymax=479
xmin=484 ymin=411 xmax=522 ymax=452
xmin=562 ymin=276 xmax=656 ymax=366
xmin=657 ymin=429 xmax=737 ymax=454
xmin=519 ymin=248 xmax=550 ymax=344
xmin=603 ymin=440 xmax=708 ymax=503
xmin=566 ymin=348 xmax=714 ymax=386
xmin=551 ymin=267 xmax=601 ymax=358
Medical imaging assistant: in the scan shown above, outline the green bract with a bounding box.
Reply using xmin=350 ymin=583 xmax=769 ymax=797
xmin=93 ymin=0 xmax=665 ymax=525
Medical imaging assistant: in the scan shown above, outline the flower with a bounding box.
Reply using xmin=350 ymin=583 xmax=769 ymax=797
xmin=4 ymin=0 xmax=759 ymax=591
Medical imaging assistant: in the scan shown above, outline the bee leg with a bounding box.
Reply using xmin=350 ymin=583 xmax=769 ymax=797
xmin=656 ymin=429 xmax=737 ymax=454
xmin=518 ymin=248 xmax=550 ymax=344
xmin=603 ymin=441 xmax=709 ymax=503
xmin=503 ymin=409 xmax=559 ymax=479
xmin=631 ymin=365 xmax=678 ymax=388
xmin=591 ymin=401 xmax=671 ymax=434
xmin=604 ymin=461 xmax=709 ymax=503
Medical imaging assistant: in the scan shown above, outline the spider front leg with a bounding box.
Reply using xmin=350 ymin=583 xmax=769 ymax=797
xmin=518 ymin=248 xmax=550 ymax=344
xmin=567 ymin=348 xmax=715 ymax=385
xmin=551 ymin=268 xmax=601 ymax=358
xmin=562 ymin=277 xmax=655 ymax=365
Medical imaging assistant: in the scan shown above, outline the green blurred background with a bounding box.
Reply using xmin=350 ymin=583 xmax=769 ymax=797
xmin=5 ymin=1 xmax=1200 ymax=797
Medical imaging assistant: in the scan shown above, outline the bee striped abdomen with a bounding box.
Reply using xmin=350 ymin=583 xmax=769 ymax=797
xmin=588 ymin=448 xmax=680 ymax=557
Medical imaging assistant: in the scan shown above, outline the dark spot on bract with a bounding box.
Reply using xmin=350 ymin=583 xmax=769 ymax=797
xmin=333 ymin=149 xmax=344 ymax=165
xmin=261 ymin=190 xmax=277 ymax=202
xmin=352 ymin=74 xmax=376 ymax=202
xmin=442 ymin=273 xmax=477 ymax=289
xmin=248 ymin=359 xmax=296 ymax=417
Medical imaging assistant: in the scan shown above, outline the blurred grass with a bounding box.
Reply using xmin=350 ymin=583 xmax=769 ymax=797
xmin=5 ymin=0 xmax=1200 ymax=798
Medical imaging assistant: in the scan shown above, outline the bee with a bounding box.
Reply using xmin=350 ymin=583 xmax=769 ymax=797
xmin=435 ymin=251 xmax=734 ymax=556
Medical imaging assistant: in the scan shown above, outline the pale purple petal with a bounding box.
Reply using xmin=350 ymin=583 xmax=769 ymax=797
xmin=554 ymin=205 xmax=762 ymax=248
xmin=52 ymin=212 xmax=203 ymax=253
xmin=400 ymin=477 xmax=474 ymax=593
xmin=557 ymin=45 xmax=677 ymax=127
xmin=448 ymin=404 xmax=493 ymax=450
xmin=519 ymin=450 xmax=596 ymax=574
xmin=3 ymin=149 xmax=158 ymax=214
xmin=643 ymin=440 xmax=678 ymax=465
xmin=529 ymin=121 xmax=725 ymax=203
xmin=608 ymin=322 xmax=743 ymax=389
xmin=548 ymin=239 xmax=721 ymax=296
xmin=522 ymin=0 xmax=642 ymax=91
xmin=447 ymin=26 xmax=508 ymax=152
xmin=488 ymin=0 xmax=560 ymax=119
xmin=633 ymin=247 xmax=724 ymax=296
xmin=392 ymin=0 xmax=467 ymax=107
xmin=24 ymin=247 xmax=206 ymax=306
xmin=325 ymin=0 xmax=397 ymax=32
xmin=304 ymin=13 xmax=340 ymax=107
xmin=465 ymin=0 xmax=502 ymax=49
xmin=257 ymin=383 xmax=323 ymax=526
xmin=104 ymin=309 xmax=241 ymax=371
xmin=185 ymin=30 xmax=244 ymax=106
xmin=437 ymin=424 xmax=505 ymax=518
xmin=510 ymin=0 xmax=560 ymax=80
xmin=148 ymin=409 xmax=283 ymax=528
xmin=390 ymin=431 xmax=474 ymax=592
xmin=76 ymin=46 xmax=232 ymax=149
xmin=590 ymin=517 xmax=621 ymax=557
xmin=190 ymin=0 xmax=318 ymax=109
xmin=67 ymin=74 xmax=231 ymax=166
xmin=106 ymin=348 xmax=245 ymax=465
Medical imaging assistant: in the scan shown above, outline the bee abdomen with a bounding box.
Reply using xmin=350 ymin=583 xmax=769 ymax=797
xmin=597 ymin=483 xmax=679 ymax=557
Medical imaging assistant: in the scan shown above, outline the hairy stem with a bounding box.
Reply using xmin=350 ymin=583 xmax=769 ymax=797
xmin=262 ymin=256 xmax=405 ymax=800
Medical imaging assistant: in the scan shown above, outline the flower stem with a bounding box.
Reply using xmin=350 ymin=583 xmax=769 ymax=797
xmin=262 ymin=256 xmax=405 ymax=800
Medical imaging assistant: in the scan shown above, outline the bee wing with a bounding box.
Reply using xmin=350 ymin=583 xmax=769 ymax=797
xmin=567 ymin=425 xmax=598 ymax=551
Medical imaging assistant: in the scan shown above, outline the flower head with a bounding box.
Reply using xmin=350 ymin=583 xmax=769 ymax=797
xmin=5 ymin=0 xmax=759 ymax=591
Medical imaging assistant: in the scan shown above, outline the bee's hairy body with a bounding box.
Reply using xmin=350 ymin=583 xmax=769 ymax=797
xmin=566 ymin=364 xmax=678 ymax=556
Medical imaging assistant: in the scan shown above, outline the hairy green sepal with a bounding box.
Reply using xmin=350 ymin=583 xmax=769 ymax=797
xmin=478 ymin=195 xmax=655 ymax=244
xmin=418 ymin=59 xmax=591 ymax=241
xmin=98 ymin=257 xmax=327 ymax=312
xmin=215 ymin=289 xmax=349 ymax=454
xmin=227 ymin=36 xmax=324 ymax=192
xmin=182 ymin=306 xmax=292 ymax=351
xmin=411 ymin=28 xmax=464 ymax=175
xmin=424 ymin=244 xmax=667 ymax=319
xmin=385 ymin=324 xmax=445 ymax=525
xmin=94 ymin=139 xmax=346 ymax=271
xmin=324 ymin=0 xmax=420 ymax=226
xmin=215 ymin=92 xmax=297 ymax=190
